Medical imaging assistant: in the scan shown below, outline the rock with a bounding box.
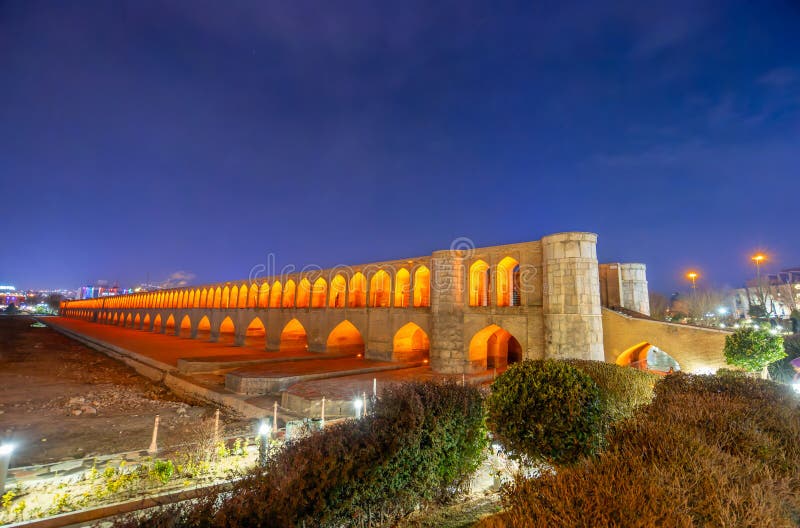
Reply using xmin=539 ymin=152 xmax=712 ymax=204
xmin=68 ymin=397 xmax=85 ymax=405
xmin=82 ymin=406 xmax=97 ymax=415
xmin=71 ymin=409 xmax=82 ymax=416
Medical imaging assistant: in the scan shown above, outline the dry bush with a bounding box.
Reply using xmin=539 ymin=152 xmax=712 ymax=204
xmin=481 ymin=373 xmax=800 ymax=528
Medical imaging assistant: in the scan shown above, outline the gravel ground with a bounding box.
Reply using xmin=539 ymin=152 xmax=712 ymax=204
xmin=0 ymin=315 xmax=250 ymax=467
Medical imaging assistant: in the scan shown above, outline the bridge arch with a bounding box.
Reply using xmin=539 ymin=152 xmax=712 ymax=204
xmin=244 ymin=317 xmax=267 ymax=348
xmin=311 ymin=278 xmax=327 ymax=308
xmin=196 ymin=315 xmax=211 ymax=340
xmin=616 ymin=341 xmax=681 ymax=373
xmin=283 ymin=280 xmax=297 ymax=308
xmin=153 ymin=314 xmax=163 ymax=333
xmin=297 ymin=279 xmax=311 ymax=308
xmin=125 ymin=313 xmax=132 ymax=327
xmin=280 ymin=318 xmax=308 ymax=352
xmin=329 ymin=274 xmax=346 ymax=308
xmin=369 ymin=270 xmax=391 ymax=307
xmin=413 ymin=265 xmax=431 ymax=307
xmin=179 ymin=315 xmax=192 ymax=338
xmin=247 ymin=284 xmax=258 ymax=308
xmin=469 ymin=324 xmax=522 ymax=370
xmin=143 ymin=313 xmax=151 ymax=330
xmin=217 ymin=316 xmax=236 ymax=345
xmin=496 ymin=256 xmax=520 ymax=307
xmin=165 ymin=314 xmax=176 ymax=334
xmin=269 ymin=281 xmax=282 ymax=308
xmin=349 ymin=273 xmax=366 ymax=308
xmin=395 ymin=269 xmax=410 ymax=307
xmin=134 ymin=313 xmax=141 ymax=329
xmin=229 ymin=285 xmax=238 ymax=308
xmin=327 ymin=320 xmax=365 ymax=356
xmin=258 ymin=283 xmax=269 ymax=308
xmin=469 ymin=260 xmax=490 ymax=307
xmin=238 ymin=283 xmax=248 ymax=308
xmin=213 ymin=287 xmax=222 ymax=308
xmin=393 ymin=322 xmax=430 ymax=362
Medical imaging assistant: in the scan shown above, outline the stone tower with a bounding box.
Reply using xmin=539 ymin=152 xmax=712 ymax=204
xmin=541 ymin=232 xmax=604 ymax=361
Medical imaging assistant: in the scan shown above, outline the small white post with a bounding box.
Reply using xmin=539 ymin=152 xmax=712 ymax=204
xmin=148 ymin=415 xmax=160 ymax=454
xmin=213 ymin=409 xmax=220 ymax=444
xmin=273 ymin=402 xmax=278 ymax=438
xmin=462 ymin=373 xmax=465 ymax=387
xmin=372 ymin=377 xmax=377 ymax=398
xmin=321 ymin=396 xmax=326 ymax=424
xmin=362 ymin=391 xmax=367 ymax=417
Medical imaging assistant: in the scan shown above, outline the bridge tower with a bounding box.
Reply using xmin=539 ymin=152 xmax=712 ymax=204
xmin=541 ymin=232 xmax=604 ymax=361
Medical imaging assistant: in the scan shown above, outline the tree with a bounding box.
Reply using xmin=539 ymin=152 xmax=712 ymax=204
xmin=648 ymin=292 xmax=669 ymax=320
xmin=724 ymin=327 xmax=785 ymax=373
xmin=46 ymin=293 xmax=65 ymax=313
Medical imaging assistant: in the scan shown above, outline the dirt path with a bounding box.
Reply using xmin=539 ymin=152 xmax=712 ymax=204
xmin=0 ymin=315 xmax=250 ymax=467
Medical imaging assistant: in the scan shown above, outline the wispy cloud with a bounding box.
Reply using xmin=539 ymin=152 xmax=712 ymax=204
xmin=758 ymin=67 xmax=799 ymax=89
xmin=161 ymin=271 xmax=196 ymax=288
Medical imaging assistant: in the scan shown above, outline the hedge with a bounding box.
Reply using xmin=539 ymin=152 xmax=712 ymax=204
xmin=114 ymin=380 xmax=487 ymax=527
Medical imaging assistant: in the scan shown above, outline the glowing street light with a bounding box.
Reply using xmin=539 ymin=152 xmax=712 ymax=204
xmin=752 ymin=253 xmax=768 ymax=312
xmin=686 ymin=271 xmax=699 ymax=290
xmin=0 ymin=443 xmax=14 ymax=494
xmin=353 ymin=398 xmax=363 ymax=419
xmin=258 ymin=420 xmax=271 ymax=467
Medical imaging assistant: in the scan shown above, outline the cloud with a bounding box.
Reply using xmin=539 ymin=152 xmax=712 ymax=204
xmin=758 ymin=67 xmax=799 ymax=89
xmin=161 ymin=271 xmax=196 ymax=288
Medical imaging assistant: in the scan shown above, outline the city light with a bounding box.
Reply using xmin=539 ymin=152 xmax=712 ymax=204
xmin=751 ymin=254 xmax=766 ymax=263
xmin=258 ymin=420 xmax=271 ymax=437
xmin=686 ymin=271 xmax=699 ymax=290
xmin=0 ymin=443 xmax=13 ymax=456
xmin=353 ymin=398 xmax=363 ymax=419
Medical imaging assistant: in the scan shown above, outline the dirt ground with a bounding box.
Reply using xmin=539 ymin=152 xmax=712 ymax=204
xmin=0 ymin=315 xmax=251 ymax=467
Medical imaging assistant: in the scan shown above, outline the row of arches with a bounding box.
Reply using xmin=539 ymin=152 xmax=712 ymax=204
xmin=469 ymin=256 xmax=522 ymax=307
xmin=78 ymin=267 xmax=432 ymax=312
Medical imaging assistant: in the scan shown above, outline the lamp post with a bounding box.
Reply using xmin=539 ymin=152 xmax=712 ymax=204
xmin=258 ymin=420 xmax=271 ymax=467
xmin=686 ymin=271 xmax=699 ymax=291
xmin=752 ymin=253 xmax=767 ymax=310
xmin=353 ymin=398 xmax=363 ymax=419
xmin=0 ymin=443 xmax=14 ymax=495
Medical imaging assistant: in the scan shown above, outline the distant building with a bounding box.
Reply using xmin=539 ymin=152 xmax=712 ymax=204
xmin=727 ymin=267 xmax=800 ymax=319
xmin=0 ymin=284 xmax=25 ymax=307
xmin=79 ymin=282 xmax=132 ymax=299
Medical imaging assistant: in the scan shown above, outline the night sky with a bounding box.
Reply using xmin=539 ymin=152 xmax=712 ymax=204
xmin=1 ymin=1 xmax=798 ymax=294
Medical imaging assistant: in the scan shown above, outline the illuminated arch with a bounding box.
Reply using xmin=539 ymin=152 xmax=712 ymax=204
xmin=496 ymin=256 xmax=520 ymax=307
xmin=153 ymin=314 xmax=163 ymax=332
xmin=369 ymin=270 xmax=391 ymax=307
xmin=196 ymin=315 xmax=211 ymax=340
xmin=616 ymin=342 xmax=681 ymax=373
xmin=327 ymin=320 xmax=365 ymax=356
xmin=134 ymin=313 xmax=141 ymax=328
xmin=143 ymin=313 xmax=151 ymax=329
xmin=349 ymin=272 xmax=366 ymax=308
xmin=112 ymin=313 xmax=119 ymax=324
xmin=413 ymin=266 xmax=431 ymax=307
xmin=296 ymin=279 xmax=311 ymax=308
xmin=469 ymin=260 xmax=490 ymax=307
xmin=258 ymin=283 xmax=269 ymax=308
xmin=244 ymin=317 xmax=266 ymax=348
xmin=311 ymin=278 xmax=327 ymax=308
xmin=213 ymin=287 xmax=222 ymax=308
xmin=222 ymin=286 xmax=231 ymax=309
xmin=468 ymin=324 xmax=522 ymax=370
xmin=218 ymin=316 xmax=236 ymax=345
xmin=329 ymin=274 xmax=346 ymax=308
xmin=194 ymin=289 xmax=201 ymax=308
xmin=395 ymin=269 xmax=410 ymax=307
xmin=280 ymin=319 xmax=308 ymax=352
xmin=247 ymin=283 xmax=258 ymax=308
xmin=188 ymin=290 xmax=195 ymax=308
xmin=165 ymin=314 xmax=176 ymax=333
xmin=125 ymin=313 xmax=132 ymax=327
xmin=229 ymin=286 xmax=238 ymax=308
xmin=179 ymin=315 xmax=192 ymax=338
xmin=177 ymin=291 xmax=184 ymax=308
xmin=269 ymin=281 xmax=282 ymax=308
xmin=283 ymin=280 xmax=296 ymax=308
xmin=200 ymin=289 xmax=208 ymax=308
xmin=393 ymin=323 xmax=430 ymax=362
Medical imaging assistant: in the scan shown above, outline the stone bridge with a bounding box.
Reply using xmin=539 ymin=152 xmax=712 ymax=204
xmin=61 ymin=232 xmax=728 ymax=374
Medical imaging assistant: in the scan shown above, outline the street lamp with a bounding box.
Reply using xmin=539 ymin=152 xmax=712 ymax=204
xmin=0 ymin=443 xmax=14 ymax=494
xmin=258 ymin=420 xmax=271 ymax=467
xmin=752 ymin=253 xmax=768 ymax=314
xmin=353 ymin=398 xmax=363 ymax=419
xmin=686 ymin=271 xmax=699 ymax=291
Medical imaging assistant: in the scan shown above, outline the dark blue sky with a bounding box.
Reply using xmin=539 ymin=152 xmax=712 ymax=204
xmin=1 ymin=0 xmax=798 ymax=293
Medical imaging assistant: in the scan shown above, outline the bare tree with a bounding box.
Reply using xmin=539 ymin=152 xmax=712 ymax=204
xmin=648 ymin=292 xmax=670 ymax=320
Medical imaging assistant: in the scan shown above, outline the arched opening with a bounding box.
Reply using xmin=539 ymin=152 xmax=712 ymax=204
xmin=395 ymin=269 xmax=410 ymax=307
xmin=283 ymin=280 xmax=296 ymax=308
xmin=296 ymin=279 xmax=311 ymax=308
xmin=349 ymin=272 xmax=366 ymax=308
xmin=280 ymin=319 xmax=308 ymax=352
xmin=222 ymin=286 xmax=231 ymax=309
xmin=247 ymin=284 xmax=258 ymax=308
xmin=112 ymin=313 xmax=119 ymax=324
xmin=468 ymin=324 xmax=522 ymax=370
xmin=229 ymin=286 xmax=238 ymax=308
xmin=143 ymin=314 xmax=151 ymax=329
xmin=134 ymin=313 xmax=141 ymax=328
xmin=393 ymin=323 xmax=430 ymax=362
xmin=196 ymin=316 xmax=211 ymax=340
xmin=179 ymin=315 xmax=192 ymax=338
xmin=258 ymin=283 xmax=270 ymax=308
xmin=496 ymin=257 xmax=520 ymax=307
xmin=177 ymin=291 xmax=184 ymax=308
xmin=616 ymin=342 xmax=681 ymax=373
xmin=213 ymin=287 xmax=222 ymax=308
xmin=269 ymin=281 xmax=282 ymax=308
xmin=200 ymin=289 xmax=208 ymax=308
xmin=469 ymin=260 xmax=490 ymax=307
xmin=165 ymin=314 xmax=176 ymax=334
xmin=327 ymin=320 xmax=365 ymax=356
xmin=311 ymin=278 xmax=327 ymax=308
xmin=413 ymin=266 xmax=431 ymax=307
xmin=153 ymin=314 xmax=163 ymax=333
xmin=329 ymin=274 xmax=346 ymax=308
xmin=369 ymin=270 xmax=391 ymax=307
xmin=238 ymin=284 xmax=248 ymax=308
xmin=188 ymin=290 xmax=195 ymax=308
xmin=218 ymin=316 xmax=236 ymax=345
xmin=244 ymin=317 xmax=266 ymax=348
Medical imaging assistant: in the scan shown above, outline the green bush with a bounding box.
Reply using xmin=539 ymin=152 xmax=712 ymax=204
xmin=114 ymin=380 xmax=487 ymax=527
xmin=486 ymin=360 xmax=602 ymax=465
xmin=563 ymin=359 xmax=657 ymax=425
xmin=724 ymin=327 xmax=785 ymax=372
xmin=481 ymin=373 xmax=800 ymax=527
xmin=768 ymin=334 xmax=800 ymax=383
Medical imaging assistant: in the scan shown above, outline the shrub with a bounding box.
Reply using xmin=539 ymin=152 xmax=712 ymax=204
xmin=480 ymin=373 xmax=800 ymax=527
xmin=113 ymin=380 xmax=487 ymax=528
xmin=486 ymin=360 xmax=602 ymax=465
xmin=563 ymin=359 xmax=657 ymax=425
xmin=768 ymin=334 xmax=800 ymax=383
xmin=724 ymin=327 xmax=785 ymax=372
